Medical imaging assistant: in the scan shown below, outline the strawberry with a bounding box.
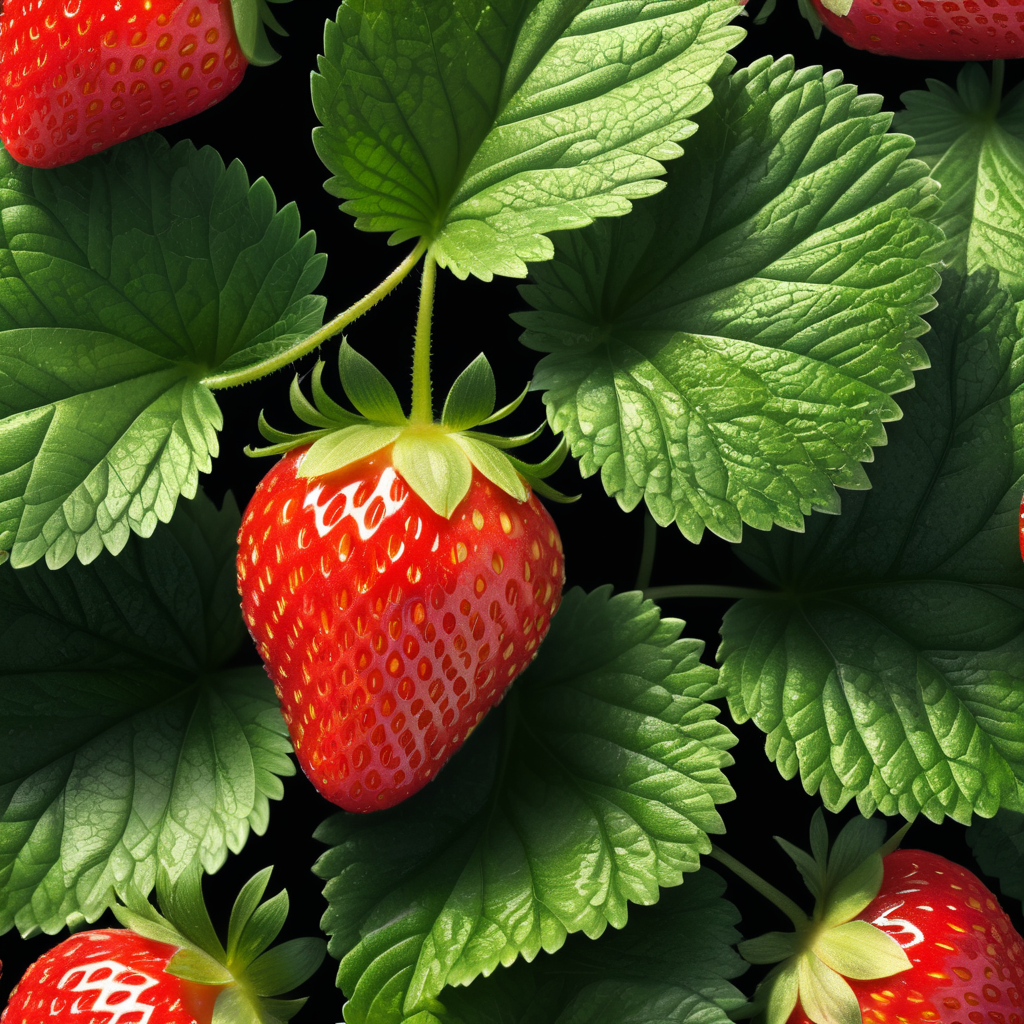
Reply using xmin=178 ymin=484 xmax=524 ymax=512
xmin=236 ymin=344 xmax=568 ymax=813
xmin=712 ymin=812 xmax=1024 ymax=1024
xmin=0 ymin=0 xmax=288 ymax=169
xmin=805 ymin=0 xmax=1024 ymax=59
xmin=1 ymin=863 xmax=324 ymax=1024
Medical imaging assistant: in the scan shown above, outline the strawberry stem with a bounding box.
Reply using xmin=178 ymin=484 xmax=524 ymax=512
xmin=708 ymin=845 xmax=809 ymax=929
xmin=410 ymin=251 xmax=438 ymax=425
xmin=202 ymin=240 xmax=427 ymax=390
xmin=643 ymin=584 xmax=782 ymax=601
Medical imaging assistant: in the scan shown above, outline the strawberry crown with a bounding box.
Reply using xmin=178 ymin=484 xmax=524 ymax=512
xmin=112 ymin=860 xmax=325 ymax=1024
xmin=715 ymin=810 xmax=912 ymax=1024
xmin=228 ymin=0 xmax=291 ymax=66
xmin=246 ymin=340 xmax=575 ymax=518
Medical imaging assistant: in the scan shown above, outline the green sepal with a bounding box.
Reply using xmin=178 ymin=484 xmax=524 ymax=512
xmin=454 ymin=434 xmax=529 ymax=503
xmin=817 ymin=0 xmax=854 ymax=15
xmin=815 ymin=922 xmax=911 ymax=979
xmin=159 ymin=861 xmax=226 ymax=959
xmin=298 ymin=425 xmax=402 ymax=479
xmin=466 ymin=423 xmax=548 ymax=450
xmin=227 ymin=867 xmax=273 ymax=963
xmin=442 ymin=354 xmax=497 ymax=431
xmin=291 ymin=373 xmax=339 ymax=430
xmin=227 ymin=0 xmax=290 ymax=66
xmin=738 ymin=931 xmax=800 ymax=964
xmin=231 ymin=888 xmax=291 ymax=966
xmin=753 ymin=0 xmax=777 ymax=24
xmin=392 ymin=432 xmax=473 ymax=517
xmin=797 ymin=952 xmax=861 ymax=1024
xmin=339 ymin=340 xmax=408 ymax=425
xmin=795 ymin=0 xmax=826 ymax=35
xmin=258 ymin=996 xmax=310 ymax=1023
xmin=248 ymin=938 xmax=327 ymax=997
xmin=167 ymin=947 xmax=235 ymax=987
xmin=312 ymin=360 xmax=364 ymax=427
xmin=480 ymin=381 xmax=530 ymax=426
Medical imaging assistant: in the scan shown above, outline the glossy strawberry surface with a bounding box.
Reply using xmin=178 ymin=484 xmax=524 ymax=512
xmin=788 ymin=849 xmax=1024 ymax=1024
xmin=1 ymin=929 xmax=219 ymax=1023
xmin=809 ymin=0 xmax=1024 ymax=59
xmin=0 ymin=0 xmax=246 ymax=168
xmin=237 ymin=446 xmax=565 ymax=813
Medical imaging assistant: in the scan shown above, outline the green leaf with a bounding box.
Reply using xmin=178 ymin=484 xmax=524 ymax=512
xmin=0 ymin=490 xmax=295 ymax=936
xmin=391 ymin=433 xmax=474 ymax=518
xmin=441 ymin=356 xmax=497 ymax=432
xmin=894 ymin=64 xmax=1024 ymax=300
xmin=718 ymin=268 xmax=1024 ymax=824
xmin=167 ymin=947 xmax=236 ymax=987
xmin=967 ymin=809 xmax=1024 ymax=913
xmin=298 ymin=425 xmax=403 ymax=479
xmin=338 ymin=341 xmax=408 ymax=425
xmin=314 ymin=587 xmax=735 ymax=1024
xmin=813 ymin=921 xmax=910 ymax=980
xmin=517 ymin=55 xmax=942 ymax=543
xmin=796 ymin=951 xmax=860 ymax=1024
xmin=313 ymin=0 xmax=746 ymax=281
xmin=248 ymin=937 xmax=329 ymax=997
xmin=0 ymin=134 xmax=327 ymax=568
xmin=452 ymin=434 xmax=529 ymax=503
xmin=227 ymin=867 xmax=274 ymax=963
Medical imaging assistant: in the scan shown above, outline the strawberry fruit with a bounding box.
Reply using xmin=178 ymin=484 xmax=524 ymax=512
xmin=0 ymin=0 xmax=288 ymax=169
xmin=237 ymin=344 xmax=568 ymax=813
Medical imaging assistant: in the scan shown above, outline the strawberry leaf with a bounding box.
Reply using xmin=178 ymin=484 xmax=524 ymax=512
xmin=315 ymin=587 xmax=736 ymax=1024
xmin=894 ymin=64 xmax=1024 ymax=301
xmin=968 ymin=809 xmax=1024 ymax=913
xmin=0 ymin=489 xmax=295 ymax=937
xmin=312 ymin=0 xmax=745 ymax=281
xmin=517 ymin=55 xmax=942 ymax=544
xmin=0 ymin=134 xmax=327 ymax=569
xmin=718 ymin=268 xmax=1024 ymax=824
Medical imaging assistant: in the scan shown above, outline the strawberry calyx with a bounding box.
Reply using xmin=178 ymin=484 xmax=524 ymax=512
xmin=714 ymin=811 xmax=913 ymax=1024
xmin=227 ymin=0 xmax=291 ymax=66
xmin=246 ymin=340 xmax=575 ymax=517
xmin=111 ymin=860 xmax=325 ymax=1023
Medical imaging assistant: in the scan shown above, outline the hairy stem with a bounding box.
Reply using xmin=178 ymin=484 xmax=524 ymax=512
xmin=410 ymin=251 xmax=438 ymax=425
xmin=635 ymin=513 xmax=658 ymax=592
xmin=643 ymin=584 xmax=779 ymax=602
xmin=708 ymin=846 xmax=808 ymax=929
xmin=202 ymin=241 xmax=427 ymax=390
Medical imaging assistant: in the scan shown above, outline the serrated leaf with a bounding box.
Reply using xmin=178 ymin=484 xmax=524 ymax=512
xmin=0 ymin=490 xmax=295 ymax=937
xmin=967 ymin=809 xmax=1024 ymax=913
xmin=719 ymin=268 xmax=1024 ymax=824
xmin=517 ymin=55 xmax=942 ymax=543
xmin=894 ymin=64 xmax=1024 ymax=300
xmin=0 ymin=135 xmax=326 ymax=568
xmin=312 ymin=0 xmax=745 ymax=281
xmin=314 ymin=587 xmax=735 ymax=1024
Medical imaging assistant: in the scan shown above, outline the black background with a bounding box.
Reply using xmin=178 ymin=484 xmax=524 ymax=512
xmin=2 ymin=2 xmax=1023 ymax=1021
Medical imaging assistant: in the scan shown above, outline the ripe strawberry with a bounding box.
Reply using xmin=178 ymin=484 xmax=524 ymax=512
xmin=236 ymin=344 xmax=568 ymax=813
xmin=0 ymin=0 xmax=287 ymax=169
xmin=716 ymin=812 xmax=1024 ymax=1024
xmin=237 ymin=445 xmax=565 ymax=813
xmin=806 ymin=0 xmax=1024 ymax=59
xmin=0 ymin=863 xmax=324 ymax=1024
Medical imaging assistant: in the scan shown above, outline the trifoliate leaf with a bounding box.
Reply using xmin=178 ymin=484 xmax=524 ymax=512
xmin=315 ymin=587 xmax=735 ymax=1024
xmin=517 ymin=55 xmax=942 ymax=543
xmin=0 ymin=135 xmax=326 ymax=568
xmin=894 ymin=64 xmax=1024 ymax=300
xmin=719 ymin=268 xmax=1024 ymax=823
xmin=313 ymin=0 xmax=745 ymax=281
xmin=0 ymin=490 xmax=295 ymax=937
xmin=967 ymin=809 xmax=1024 ymax=913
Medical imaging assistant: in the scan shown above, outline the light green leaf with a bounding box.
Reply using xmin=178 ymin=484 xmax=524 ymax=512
xmin=813 ymin=921 xmax=911 ymax=980
xmin=517 ymin=55 xmax=942 ymax=543
xmin=313 ymin=0 xmax=745 ymax=281
xmin=0 ymin=134 xmax=326 ymax=568
xmin=738 ymin=932 xmax=800 ymax=965
xmin=298 ymin=425 xmax=402 ymax=479
xmin=391 ymin=433 xmax=473 ymax=517
xmin=719 ymin=269 xmax=1024 ymax=824
xmin=894 ymin=64 xmax=1024 ymax=300
xmin=0 ymin=490 xmax=295 ymax=937
xmin=167 ymin=947 xmax=235 ymax=987
xmin=314 ymin=587 xmax=735 ymax=1024
xmin=797 ymin=953 xmax=860 ymax=1024
xmin=967 ymin=809 xmax=1024 ymax=913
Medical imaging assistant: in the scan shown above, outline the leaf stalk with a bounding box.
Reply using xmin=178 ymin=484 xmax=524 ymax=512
xmin=708 ymin=845 xmax=809 ymax=930
xmin=202 ymin=240 xmax=427 ymax=390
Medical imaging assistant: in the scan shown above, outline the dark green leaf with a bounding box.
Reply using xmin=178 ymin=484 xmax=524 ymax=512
xmin=967 ymin=809 xmax=1024 ymax=914
xmin=718 ymin=269 xmax=1024 ymax=823
xmin=315 ymin=587 xmax=735 ymax=1023
xmin=0 ymin=135 xmax=326 ymax=568
xmin=313 ymin=0 xmax=745 ymax=281
xmin=517 ymin=55 xmax=942 ymax=543
xmin=0 ymin=490 xmax=295 ymax=936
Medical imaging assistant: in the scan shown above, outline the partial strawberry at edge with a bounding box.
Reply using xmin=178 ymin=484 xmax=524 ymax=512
xmin=237 ymin=445 xmax=565 ymax=814
xmin=808 ymin=0 xmax=1024 ymax=60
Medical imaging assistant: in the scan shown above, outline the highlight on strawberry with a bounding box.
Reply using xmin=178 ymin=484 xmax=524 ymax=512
xmin=0 ymin=861 xmax=325 ymax=1023
xmin=237 ymin=340 xmax=570 ymax=813
xmin=710 ymin=811 xmax=1024 ymax=1024
xmin=0 ymin=0 xmax=290 ymax=169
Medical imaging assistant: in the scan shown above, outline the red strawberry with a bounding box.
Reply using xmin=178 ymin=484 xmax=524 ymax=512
xmin=806 ymin=0 xmax=1024 ymax=59
xmin=790 ymin=849 xmax=1024 ymax=1024
xmin=237 ymin=444 xmax=565 ymax=813
xmin=0 ymin=863 xmax=324 ymax=1024
xmin=0 ymin=0 xmax=286 ymax=169
xmin=1 ymin=929 xmax=220 ymax=1024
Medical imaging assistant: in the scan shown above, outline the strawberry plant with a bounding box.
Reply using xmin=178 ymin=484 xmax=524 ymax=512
xmin=1 ymin=1 xmax=1023 ymax=1023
